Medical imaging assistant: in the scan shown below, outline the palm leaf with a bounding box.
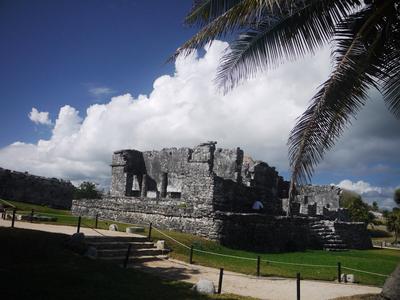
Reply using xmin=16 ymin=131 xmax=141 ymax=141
xmin=216 ymin=0 xmax=361 ymax=92
xmin=185 ymin=0 xmax=244 ymax=26
xmin=287 ymin=5 xmax=386 ymax=195
xmin=174 ymin=0 xmax=327 ymax=60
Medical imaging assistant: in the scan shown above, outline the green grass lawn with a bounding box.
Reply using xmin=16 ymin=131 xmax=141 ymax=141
xmin=0 ymin=227 xmax=253 ymax=300
xmin=2 ymin=199 xmax=399 ymax=287
xmin=147 ymin=228 xmax=399 ymax=287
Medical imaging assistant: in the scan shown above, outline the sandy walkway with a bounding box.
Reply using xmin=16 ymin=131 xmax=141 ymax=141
xmin=0 ymin=218 xmax=142 ymax=237
xmin=134 ymin=258 xmax=381 ymax=300
xmin=1 ymin=218 xmax=382 ymax=300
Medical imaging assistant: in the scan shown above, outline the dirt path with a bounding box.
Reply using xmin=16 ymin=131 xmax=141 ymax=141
xmin=1 ymin=219 xmax=382 ymax=300
xmin=0 ymin=218 xmax=142 ymax=237
xmin=134 ymin=258 xmax=380 ymax=300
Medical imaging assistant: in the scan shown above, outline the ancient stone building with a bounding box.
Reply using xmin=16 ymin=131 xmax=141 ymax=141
xmin=0 ymin=167 xmax=75 ymax=209
xmin=283 ymin=185 xmax=350 ymax=221
xmin=108 ymin=141 xmax=286 ymax=214
xmin=72 ymin=142 xmax=371 ymax=252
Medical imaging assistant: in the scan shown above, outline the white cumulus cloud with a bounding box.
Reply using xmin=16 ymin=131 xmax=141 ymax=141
xmin=28 ymin=107 xmax=52 ymax=125
xmin=88 ymin=86 xmax=115 ymax=97
xmin=336 ymin=179 xmax=399 ymax=210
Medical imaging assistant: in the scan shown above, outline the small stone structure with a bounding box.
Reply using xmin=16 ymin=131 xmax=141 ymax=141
xmin=0 ymin=167 xmax=75 ymax=209
xmin=284 ymin=185 xmax=350 ymax=221
xmin=72 ymin=142 xmax=372 ymax=252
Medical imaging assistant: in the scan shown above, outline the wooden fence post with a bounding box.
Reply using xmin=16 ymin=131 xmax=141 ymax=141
xmin=148 ymin=222 xmax=152 ymax=240
xmin=77 ymin=216 xmax=81 ymax=233
xmin=297 ymin=272 xmax=301 ymax=300
xmin=95 ymin=214 xmax=99 ymax=229
xmin=11 ymin=208 xmax=16 ymax=228
xmin=189 ymin=245 xmax=194 ymax=264
xmin=123 ymin=244 xmax=132 ymax=268
xmin=217 ymin=268 xmax=224 ymax=294
xmin=337 ymin=262 xmax=341 ymax=283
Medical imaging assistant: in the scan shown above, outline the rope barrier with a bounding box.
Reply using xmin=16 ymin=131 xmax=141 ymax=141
xmin=342 ymin=266 xmax=389 ymax=277
xmin=81 ymin=221 xmax=107 ymax=236
xmin=193 ymin=248 xmax=257 ymax=261
xmin=0 ymin=199 xmax=16 ymax=208
xmin=152 ymin=226 xmax=191 ymax=249
xmin=261 ymin=259 xmax=336 ymax=268
xmin=150 ymin=225 xmax=390 ymax=277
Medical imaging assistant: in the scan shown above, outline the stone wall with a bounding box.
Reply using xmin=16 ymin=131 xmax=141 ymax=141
xmin=217 ymin=213 xmax=312 ymax=252
xmin=0 ymin=167 xmax=74 ymax=209
xmin=333 ymin=222 xmax=372 ymax=249
xmin=283 ymin=185 xmax=350 ymax=220
xmin=72 ymin=197 xmax=312 ymax=251
xmin=296 ymin=185 xmax=341 ymax=213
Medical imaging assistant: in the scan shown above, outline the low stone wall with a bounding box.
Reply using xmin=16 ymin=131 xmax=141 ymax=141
xmin=72 ymin=198 xmax=313 ymax=252
xmin=334 ymin=222 xmax=372 ymax=249
xmin=72 ymin=197 xmax=219 ymax=239
xmin=0 ymin=167 xmax=74 ymax=209
xmin=217 ymin=213 xmax=312 ymax=252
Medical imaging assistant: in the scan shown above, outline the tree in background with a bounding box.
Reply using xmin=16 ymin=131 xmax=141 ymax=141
xmin=386 ymin=189 xmax=400 ymax=243
xmin=73 ymin=182 xmax=102 ymax=200
xmin=394 ymin=188 xmax=400 ymax=206
xmin=340 ymin=190 xmax=375 ymax=226
xmin=371 ymin=201 xmax=379 ymax=212
xmin=177 ymin=0 xmax=400 ymax=216
xmin=387 ymin=209 xmax=400 ymax=243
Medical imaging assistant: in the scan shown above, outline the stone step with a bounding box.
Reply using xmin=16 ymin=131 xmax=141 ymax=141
xmin=311 ymin=228 xmax=334 ymax=233
xmin=310 ymin=225 xmax=330 ymax=229
xmin=97 ymin=248 xmax=166 ymax=258
xmin=324 ymin=248 xmax=349 ymax=252
xmin=85 ymin=236 xmax=148 ymax=243
xmin=324 ymin=239 xmax=345 ymax=243
xmin=324 ymin=243 xmax=347 ymax=248
xmin=99 ymin=254 xmax=169 ymax=264
xmin=88 ymin=241 xmax=155 ymax=250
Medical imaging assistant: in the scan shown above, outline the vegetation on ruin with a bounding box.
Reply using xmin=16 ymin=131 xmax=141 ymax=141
xmin=0 ymin=227 xmax=253 ymax=300
xmin=340 ymin=190 xmax=376 ymax=225
xmin=73 ymin=181 xmax=102 ymax=199
xmin=177 ymin=0 xmax=400 ymax=214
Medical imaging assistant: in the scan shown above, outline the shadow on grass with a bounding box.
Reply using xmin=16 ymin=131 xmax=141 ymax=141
xmin=0 ymin=227 xmax=252 ymax=300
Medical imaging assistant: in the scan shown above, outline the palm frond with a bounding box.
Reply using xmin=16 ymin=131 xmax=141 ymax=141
xmin=173 ymin=0 xmax=269 ymax=60
xmin=216 ymin=0 xmax=361 ymax=92
xmin=382 ymin=58 xmax=400 ymax=118
xmin=379 ymin=11 xmax=400 ymax=118
xmin=185 ymin=0 xmax=244 ymax=26
xmin=174 ymin=0 xmax=340 ymax=60
xmin=288 ymin=5 xmax=386 ymax=187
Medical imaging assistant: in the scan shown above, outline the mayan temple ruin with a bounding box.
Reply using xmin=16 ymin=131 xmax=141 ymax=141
xmin=72 ymin=142 xmax=372 ymax=252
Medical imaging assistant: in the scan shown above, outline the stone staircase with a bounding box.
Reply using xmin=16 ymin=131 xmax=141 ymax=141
xmin=310 ymin=221 xmax=348 ymax=251
xmin=85 ymin=236 xmax=169 ymax=265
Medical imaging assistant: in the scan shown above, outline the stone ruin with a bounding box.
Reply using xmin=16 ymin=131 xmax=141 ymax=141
xmin=283 ymin=185 xmax=351 ymax=221
xmin=0 ymin=167 xmax=75 ymax=209
xmin=72 ymin=142 xmax=372 ymax=252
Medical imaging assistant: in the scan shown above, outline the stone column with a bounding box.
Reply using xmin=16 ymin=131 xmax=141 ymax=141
xmin=161 ymin=172 xmax=168 ymax=198
xmin=141 ymin=174 xmax=148 ymax=198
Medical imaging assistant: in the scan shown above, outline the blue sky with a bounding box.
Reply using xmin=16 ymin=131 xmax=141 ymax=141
xmin=0 ymin=0 xmax=194 ymax=146
xmin=0 ymin=0 xmax=399 ymax=209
